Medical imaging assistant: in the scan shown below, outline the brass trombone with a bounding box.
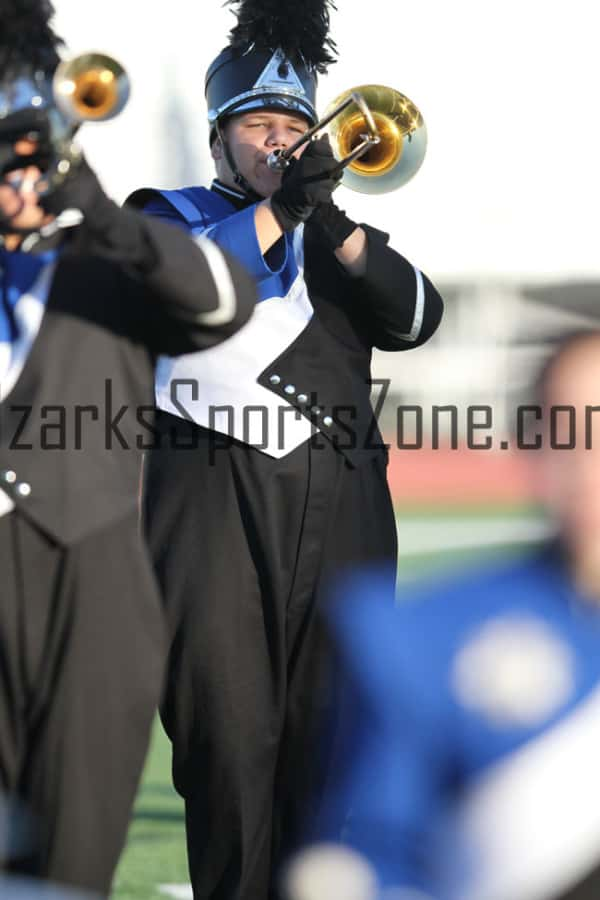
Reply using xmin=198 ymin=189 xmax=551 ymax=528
xmin=267 ymin=84 xmax=427 ymax=195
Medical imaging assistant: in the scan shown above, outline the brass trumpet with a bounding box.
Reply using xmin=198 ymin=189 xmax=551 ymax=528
xmin=38 ymin=52 xmax=130 ymax=188
xmin=267 ymin=84 xmax=427 ymax=195
xmin=53 ymin=52 xmax=130 ymax=123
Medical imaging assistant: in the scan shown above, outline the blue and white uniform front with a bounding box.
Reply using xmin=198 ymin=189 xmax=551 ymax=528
xmin=143 ymin=181 xmax=434 ymax=459
xmin=149 ymin=185 xmax=316 ymax=456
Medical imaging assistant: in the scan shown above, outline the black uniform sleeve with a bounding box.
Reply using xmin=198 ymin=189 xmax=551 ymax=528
xmin=65 ymin=202 xmax=257 ymax=355
xmin=350 ymin=224 xmax=443 ymax=352
xmin=40 ymin=158 xmax=256 ymax=355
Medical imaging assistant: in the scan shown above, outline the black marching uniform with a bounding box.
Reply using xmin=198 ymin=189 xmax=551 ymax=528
xmin=138 ymin=178 xmax=443 ymax=899
xmin=1 ymin=6 xmax=249 ymax=895
xmin=0 ymin=170 xmax=255 ymax=894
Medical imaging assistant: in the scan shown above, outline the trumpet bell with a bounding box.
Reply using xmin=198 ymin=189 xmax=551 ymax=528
xmin=326 ymin=85 xmax=427 ymax=194
xmin=53 ymin=53 xmax=130 ymax=123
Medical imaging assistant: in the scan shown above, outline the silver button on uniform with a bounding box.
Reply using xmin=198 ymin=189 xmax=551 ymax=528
xmin=284 ymin=385 xmax=296 ymax=395
xmin=1 ymin=470 xmax=17 ymax=484
xmin=297 ymin=394 xmax=308 ymax=403
xmin=16 ymin=482 xmax=31 ymax=497
xmin=323 ymin=416 xmax=333 ymax=427
xmin=311 ymin=407 xmax=322 ymax=416
xmin=269 ymin=374 xmax=281 ymax=385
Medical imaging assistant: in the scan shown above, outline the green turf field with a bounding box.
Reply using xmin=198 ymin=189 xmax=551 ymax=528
xmin=112 ymin=503 xmax=549 ymax=899
xmin=112 ymin=720 xmax=187 ymax=900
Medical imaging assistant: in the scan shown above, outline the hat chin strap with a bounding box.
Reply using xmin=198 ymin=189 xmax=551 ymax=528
xmin=215 ymin=120 xmax=264 ymax=204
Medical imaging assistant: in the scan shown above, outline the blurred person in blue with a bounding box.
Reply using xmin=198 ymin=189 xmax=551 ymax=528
xmin=0 ymin=879 xmax=98 ymax=899
xmin=293 ymin=330 xmax=600 ymax=900
xmin=0 ymin=0 xmax=255 ymax=895
xmin=127 ymin=0 xmax=443 ymax=896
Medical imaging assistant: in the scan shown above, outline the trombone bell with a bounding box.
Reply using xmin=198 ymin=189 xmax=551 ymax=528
xmin=326 ymin=85 xmax=427 ymax=194
xmin=53 ymin=53 xmax=130 ymax=123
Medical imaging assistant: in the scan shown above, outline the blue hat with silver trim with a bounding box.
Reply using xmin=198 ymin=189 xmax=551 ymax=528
xmin=205 ymin=0 xmax=337 ymax=142
xmin=0 ymin=1 xmax=67 ymax=174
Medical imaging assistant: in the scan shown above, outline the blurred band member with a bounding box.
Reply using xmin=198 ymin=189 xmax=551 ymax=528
xmin=128 ymin=0 xmax=443 ymax=896
xmin=298 ymin=331 xmax=600 ymax=900
xmin=0 ymin=1 xmax=255 ymax=895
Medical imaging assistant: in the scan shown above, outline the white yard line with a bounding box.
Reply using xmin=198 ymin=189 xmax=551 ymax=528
xmin=158 ymin=886 xmax=193 ymax=899
xmin=396 ymin=516 xmax=554 ymax=556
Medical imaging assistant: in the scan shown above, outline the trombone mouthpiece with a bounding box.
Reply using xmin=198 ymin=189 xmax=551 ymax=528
xmin=266 ymin=148 xmax=291 ymax=171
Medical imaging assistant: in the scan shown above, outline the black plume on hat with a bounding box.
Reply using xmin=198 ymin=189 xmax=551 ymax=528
xmin=0 ymin=0 xmax=63 ymax=78
xmin=227 ymin=0 xmax=337 ymax=73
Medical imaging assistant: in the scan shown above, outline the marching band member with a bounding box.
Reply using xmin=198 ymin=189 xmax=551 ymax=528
xmin=0 ymin=1 xmax=255 ymax=894
xmin=302 ymin=332 xmax=600 ymax=900
xmin=130 ymin=1 xmax=443 ymax=896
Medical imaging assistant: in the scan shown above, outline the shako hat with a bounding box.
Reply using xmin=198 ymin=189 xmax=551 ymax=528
xmin=0 ymin=0 xmax=67 ymax=179
xmin=205 ymin=0 xmax=337 ymax=141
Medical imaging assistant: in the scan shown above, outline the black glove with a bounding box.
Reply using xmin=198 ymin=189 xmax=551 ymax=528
xmin=308 ymin=200 xmax=358 ymax=252
xmin=40 ymin=156 xmax=157 ymax=271
xmin=270 ymin=136 xmax=342 ymax=232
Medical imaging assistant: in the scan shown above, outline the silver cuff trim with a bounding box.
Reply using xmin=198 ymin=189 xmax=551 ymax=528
xmin=392 ymin=266 xmax=425 ymax=342
xmin=193 ymin=236 xmax=238 ymax=326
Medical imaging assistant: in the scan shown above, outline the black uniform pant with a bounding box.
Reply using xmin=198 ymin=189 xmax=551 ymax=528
xmin=0 ymin=510 xmax=166 ymax=897
xmin=145 ymin=415 xmax=398 ymax=900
